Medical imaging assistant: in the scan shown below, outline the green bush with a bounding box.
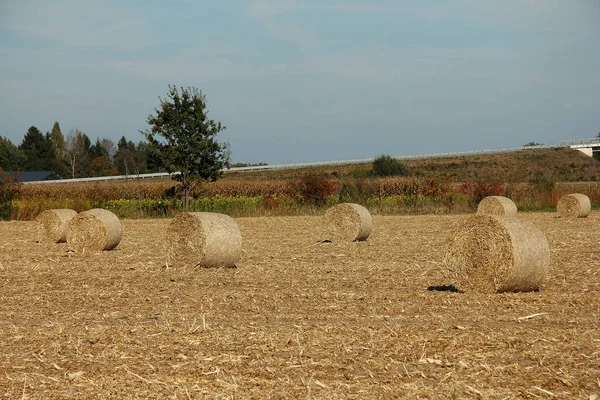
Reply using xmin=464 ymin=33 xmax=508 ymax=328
xmin=371 ymin=155 xmax=409 ymax=177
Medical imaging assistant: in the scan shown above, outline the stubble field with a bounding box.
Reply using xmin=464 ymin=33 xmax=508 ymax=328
xmin=0 ymin=212 xmax=599 ymax=399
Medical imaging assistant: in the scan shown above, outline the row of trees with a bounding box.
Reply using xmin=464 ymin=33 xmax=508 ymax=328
xmin=2 ymin=85 xmax=232 ymax=209
xmin=0 ymin=123 xmax=156 ymax=178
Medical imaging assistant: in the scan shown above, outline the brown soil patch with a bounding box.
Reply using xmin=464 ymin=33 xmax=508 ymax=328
xmin=1 ymin=213 xmax=599 ymax=398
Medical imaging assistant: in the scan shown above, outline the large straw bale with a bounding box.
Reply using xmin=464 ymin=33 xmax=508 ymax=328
xmin=476 ymin=196 xmax=517 ymax=217
xmin=35 ymin=209 xmax=77 ymax=243
xmin=324 ymin=203 xmax=372 ymax=242
xmin=166 ymin=212 xmax=242 ymax=268
xmin=67 ymin=208 xmax=122 ymax=251
xmin=557 ymin=193 xmax=591 ymax=218
xmin=443 ymin=215 xmax=549 ymax=293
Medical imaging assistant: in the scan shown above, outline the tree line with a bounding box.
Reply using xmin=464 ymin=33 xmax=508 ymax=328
xmin=0 ymin=122 xmax=159 ymax=178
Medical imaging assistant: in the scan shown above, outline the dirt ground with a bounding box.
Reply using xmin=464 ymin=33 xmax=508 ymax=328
xmin=0 ymin=212 xmax=599 ymax=399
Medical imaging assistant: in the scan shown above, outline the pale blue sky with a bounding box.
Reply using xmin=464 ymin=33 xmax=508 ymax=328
xmin=1 ymin=1 xmax=599 ymax=164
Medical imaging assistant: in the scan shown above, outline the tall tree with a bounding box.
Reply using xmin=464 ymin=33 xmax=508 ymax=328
xmin=64 ymin=129 xmax=89 ymax=178
xmin=115 ymin=136 xmax=147 ymax=176
xmin=141 ymin=85 xmax=230 ymax=208
xmin=49 ymin=122 xmax=65 ymax=160
xmin=89 ymin=137 xmax=116 ymax=160
xmin=19 ymin=126 xmax=55 ymax=170
xmin=88 ymin=137 xmax=117 ymax=177
xmin=0 ymin=136 xmax=25 ymax=171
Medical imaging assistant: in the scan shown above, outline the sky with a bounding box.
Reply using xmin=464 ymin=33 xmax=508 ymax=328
xmin=1 ymin=1 xmax=599 ymax=164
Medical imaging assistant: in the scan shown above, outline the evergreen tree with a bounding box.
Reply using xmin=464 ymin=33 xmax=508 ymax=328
xmin=19 ymin=126 xmax=55 ymax=170
xmin=49 ymin=122 xmax=65 ymax=160
xmin=0 ymin=136 xmax=25 ymax=171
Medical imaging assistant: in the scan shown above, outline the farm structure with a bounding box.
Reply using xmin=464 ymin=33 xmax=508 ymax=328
xmin=0 ymin=213 xmax=599 ymax=398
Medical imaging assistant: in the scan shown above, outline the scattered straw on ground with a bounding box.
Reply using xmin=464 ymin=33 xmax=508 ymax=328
xmin=0 ymin=213 xmax=599 ymax=398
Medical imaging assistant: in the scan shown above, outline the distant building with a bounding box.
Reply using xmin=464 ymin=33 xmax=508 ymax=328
xmin=0 ymin=171 xmax=62 ymax=183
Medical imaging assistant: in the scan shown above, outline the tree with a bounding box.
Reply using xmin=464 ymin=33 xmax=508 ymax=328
xmin=49 ymin=122 xmax=65 ymax=160
xmin=371 ymin=154 xmax=409 ymax=177
xmin=88 ymin=137 xmax=118 ymax=176
xmin=115 ymin=136 xmax=148 ymax=176
xmin=19 ymin=126 xmax=55 ymax=171
xmin=0 ymin=136 xmax=25 ymax=171
xmin=64 ymin=129 xmax=89 ymax=178
xmin=141 ymin=86 xmax=230 ymax=208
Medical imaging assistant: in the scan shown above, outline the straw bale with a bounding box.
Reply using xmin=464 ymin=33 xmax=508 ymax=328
xmin=35 ymin=209 xmax=77 ymax=243
xmin=556 ymin=193 xmax=591 ymax=218
xmin=67 ymin=209 xmax=122 ymax=251
xmin=476 ymin=196 xmax=518 ymax=217
xmin=166 ymin=212 xmax=242 ymax=268
xmin=444 ymin=215 xmax=549 ymax=293
xmin=324 ymin=203 xmax=372 ymax=242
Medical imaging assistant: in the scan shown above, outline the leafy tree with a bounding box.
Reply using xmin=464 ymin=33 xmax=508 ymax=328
xmin=371 ymin=154 xmax=409 ymax=177
xmin=19 ymin=126 xmax=55 ymax=170
xmin=88 ymin=156 xmax=118 ymax=177
xmin=0 ymin=136 xmax=25 ymax=171
xmin=141 ymin=85 xmax=230 ymax=208
xmin=523 ymin=141 xmax=542 ymax=147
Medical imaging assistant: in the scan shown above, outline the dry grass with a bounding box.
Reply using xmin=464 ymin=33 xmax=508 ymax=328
xmin=1 ymin=213 xmax=600 ymax=398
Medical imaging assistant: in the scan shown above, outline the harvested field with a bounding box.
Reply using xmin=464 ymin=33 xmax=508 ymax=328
xmin=1 ymin=213 xmax=599 ymax=398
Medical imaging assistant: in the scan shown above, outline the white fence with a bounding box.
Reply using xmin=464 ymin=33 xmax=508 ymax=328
xmin=21 ymin=137 xmax=600 ymax=185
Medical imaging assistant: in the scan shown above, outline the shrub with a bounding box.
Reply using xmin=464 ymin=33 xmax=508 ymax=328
xmin=529 ymin=171 xmax=555 ymax=192
xmin=460 ymin=182 xmax=505 ymax=205
xmin=0 ymin=171 xmax=21 ymax=220
xmin=294 ymin=173 xmax=339 ymax=206
xmin=371 ymin=155 xmax=409 ymax=177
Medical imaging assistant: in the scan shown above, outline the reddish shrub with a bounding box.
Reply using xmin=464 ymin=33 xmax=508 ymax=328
xmin=293 ymin=174 xmax=339 ymax=206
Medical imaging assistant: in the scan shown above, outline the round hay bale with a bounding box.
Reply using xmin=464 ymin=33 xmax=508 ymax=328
xmin=557 ymin=193 xmax=591 ymax=218
xmin=35 ymin=209 xmax=77 ymax=243
xmin=166 ymin=212 xmax=242 ymax=268
xmin=67 ymin=208 xmax=122 ymax=251
xmin=324 ymin=203 xmax=372 ymax=242
xmin=443 ymin=215 xmax=549 ymax=293
xmin=476 ymin=196 xmax=517 ymax=217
